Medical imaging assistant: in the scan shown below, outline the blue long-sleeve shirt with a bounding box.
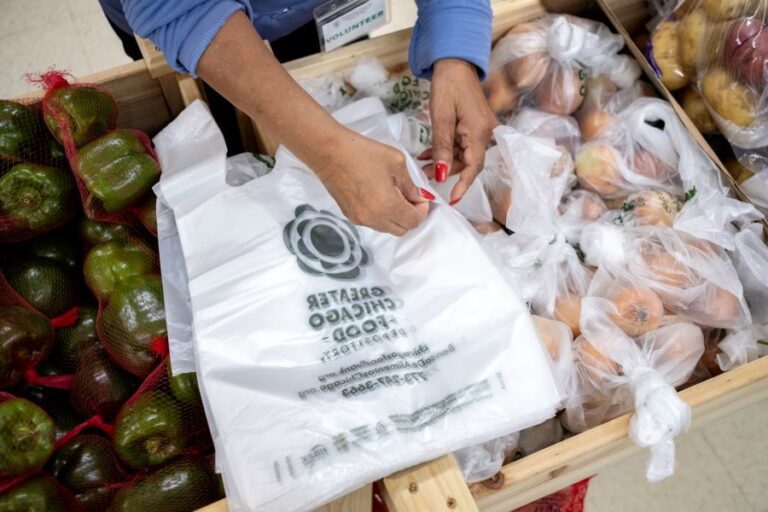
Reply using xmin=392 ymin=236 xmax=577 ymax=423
xmin=99 ymin=0 xmax=492 ymax=80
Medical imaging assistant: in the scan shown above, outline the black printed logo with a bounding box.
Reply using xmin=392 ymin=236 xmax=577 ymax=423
xmin=283 ymin=205 xmax=370 ymax=280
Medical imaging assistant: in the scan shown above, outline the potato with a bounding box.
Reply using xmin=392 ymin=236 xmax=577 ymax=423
xmin=534 ymin=67 xmax=586 ymax=115
xmin=677 ymin=9 xmax=709 ymax=75
xmin=650 ymin=21 xmax=690 ymax=90
xmin=726 ymin=17 xmax=768 ymax=89
xmin=701 ymin=67 xmax=758 ymax=126
xmin=681 ymin=87 xmax=719 ymax=134
xmin=702 ymin=0 xmax=755 ymax=21
xmin=484 ymin=70 xmax=519 ymax=114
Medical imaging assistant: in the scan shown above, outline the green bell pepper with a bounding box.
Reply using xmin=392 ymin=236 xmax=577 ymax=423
xmin=0 ymin=101 xmax=40 ymax=160
xmin=50 ymin=306 xmax=98 ymax=373
xmin=70 ymin=346 xmax=136 ymax=420
xmin=5 ymin=257 xmax=78 ymax=318
xmin=78 ymin=218 xmax=135 ymax=248
xmin=44 ymin=85 xmax=117 ymax=148
xmin=76 ymin=130 xmax=160 ymax=213
xmin=47 ymin=434 xmax=123 ymax=492
xmin=21 ymin=226 xmax=79 ymax=271
xmin=84 ymin=240 xmax=158 ymax=300
xmin=8 ymin=385 xmax=78 ymax=442
xmin=107 ymin=456 xmax=217 ymax=512
xmin=100 ymin=274 xmax=166 ymax=378
xmin=0 ymin=306 xmax=53 ymax=388
xmin=0 ymin=398 xmax=55 ymax=477
xmin=0 ymin=163 xmax=77 ymax=234
xmin=167 ymin=363 xmax=201 ymax=407
xmin=75 ymin=486 xmax=115 ymax=512
xmin=113 ymin=390 xmax=185 ymax=469
xmin=137 ymin=195 xmax=157 ymax=234
xmin=0 ymin=475 xmax=68 ymax=512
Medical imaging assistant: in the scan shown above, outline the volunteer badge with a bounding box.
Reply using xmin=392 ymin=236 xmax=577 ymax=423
xmin=283 ymin=204 xmax=370 ymax=280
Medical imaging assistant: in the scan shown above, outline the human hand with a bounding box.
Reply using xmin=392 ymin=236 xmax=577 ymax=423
xmin=315 ymin=130 xmax=431 ymax=236
xmin=426 ymin=58 xmax=499 ymax=204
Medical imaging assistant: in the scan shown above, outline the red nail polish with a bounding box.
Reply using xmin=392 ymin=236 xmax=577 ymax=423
xmin=419 ymin=188 xmax=436 ymax=201
xmin=435 ymin=162 xmax=448 ymax=182
xmin=449 ymin=196 xmax=462 ymax=206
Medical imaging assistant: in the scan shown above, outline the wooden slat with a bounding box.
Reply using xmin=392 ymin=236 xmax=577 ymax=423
xmin=471 ymin=356 xmax=768 ymax=512
xmin=135 ymin=35 xmax=174 ymax=78
xmin=15 ymin=60 xmax=172 ymax=136
xmin=382 ymin=455 xmax=479 ymax=512
xmin=177 ymin=75 xmax=207 ymax=107
xmin=195 ymin=484 xmax=373 ymax=512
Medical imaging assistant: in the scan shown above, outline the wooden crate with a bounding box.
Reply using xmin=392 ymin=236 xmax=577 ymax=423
xmin=191 ymin=1 xmax=768 ymax=512
xmin=14 ymin=59 xmax=204 ymax=135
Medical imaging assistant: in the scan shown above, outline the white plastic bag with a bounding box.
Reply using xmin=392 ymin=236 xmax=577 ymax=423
xmin=485 ymin=15 xmax=638 ymax=116
xmin=485 ymin=126 xmax=591 ymax=338
xmin=154 ymin=99 xmax=561 ymax=512
xmin=454 ymin=433 xmax=518 ymax=483
xmin=157 ymin=148 xmax=276 ymax=375
xmin=568 ymin=269 xmax=705 ymax=481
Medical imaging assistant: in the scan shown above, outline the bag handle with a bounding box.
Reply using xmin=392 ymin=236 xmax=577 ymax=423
xmin=153 ymin=100 xmax=229 ymax=215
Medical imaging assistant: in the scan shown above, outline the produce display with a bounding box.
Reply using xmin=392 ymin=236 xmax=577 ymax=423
xmin=647 ymin=0 xmax=768 ymax=213
xmin=0 ymin=76 xmax=221 ymax=512
xmin=297 ymin=11 xmax=768 ymax=487
xmin=0 ymin=4 xmax=767 ymax=511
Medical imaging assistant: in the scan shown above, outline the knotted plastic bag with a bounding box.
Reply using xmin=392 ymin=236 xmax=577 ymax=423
xmin=485 ymin=15 xmax=639 ymax=115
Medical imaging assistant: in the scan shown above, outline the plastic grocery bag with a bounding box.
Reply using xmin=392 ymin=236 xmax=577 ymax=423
xmin=153 ymin=99 xmax=561 ymax=512
xmin=566 ymin=268 xmax=705 ymax=481
xmin=156 ymin=152 xmax=276 ymax=375
xmin=485 ymin=15 xmax=639 ymax=116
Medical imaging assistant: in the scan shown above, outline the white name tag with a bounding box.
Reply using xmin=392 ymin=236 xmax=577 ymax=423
xmin=315 ymin=0 xmax=389 ymax=52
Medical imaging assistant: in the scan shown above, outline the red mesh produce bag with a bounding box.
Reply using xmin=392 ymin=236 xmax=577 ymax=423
xmin=111 ymin=359 xmax=211 ymax=472
xmin=0 ymin=392 xmax=56 ymax=488
xmin=106 ymin=455 xmax=221 ymax=511
xmin=48 ymin=431 xmax=125 ymax=512
xmin=511 ymin=478 xmax=591 ymax=512
xmin=0 ymin=275 xmax=72 ymax=390
xmin=0 ymin=472 xmax=85 ymax=512
xmin=0 ymin=96 xmax=78 ymax=242
xmin=37 ymin=72 xmax=160 ymax=234
xmin=83 ymin=231 xmax=163 ymax=379
xmin=369 ymin=479 xmax=591 ymax=512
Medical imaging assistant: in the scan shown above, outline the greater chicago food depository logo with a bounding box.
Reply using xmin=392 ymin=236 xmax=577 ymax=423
xmin=283 ymin=205 xmax=370 ymax=280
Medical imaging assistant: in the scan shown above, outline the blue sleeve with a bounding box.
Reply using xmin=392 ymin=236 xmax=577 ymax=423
xmin=121 ymin=0 xmax=252 ymax=75
xmin=409 ymin=0 xmax=493 ymax=80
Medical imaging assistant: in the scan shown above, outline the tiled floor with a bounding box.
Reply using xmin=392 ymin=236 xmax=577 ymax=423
xmin=2 ymin=1 xmax=767 ymax=511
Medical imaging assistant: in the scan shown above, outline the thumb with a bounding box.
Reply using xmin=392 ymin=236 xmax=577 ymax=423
xmin=431 ymin=108 xmax=456 ymax=183
xmin=396 ymin=173 xmax=432 ymax=206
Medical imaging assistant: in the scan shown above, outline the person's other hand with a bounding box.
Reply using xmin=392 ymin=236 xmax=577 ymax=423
xmin=427 ymin=58 xmax=498 ymax=204
xmin=315 ymin=131 xmax=431 ymax=236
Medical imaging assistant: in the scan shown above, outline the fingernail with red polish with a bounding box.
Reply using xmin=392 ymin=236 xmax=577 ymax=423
xmin=419 ymin=188 xmax=436 ymax=201
xmin=435 ymin=161 xmax=448 ymax=182
xmin=449 ymin=196 xmax=463 ymax=206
